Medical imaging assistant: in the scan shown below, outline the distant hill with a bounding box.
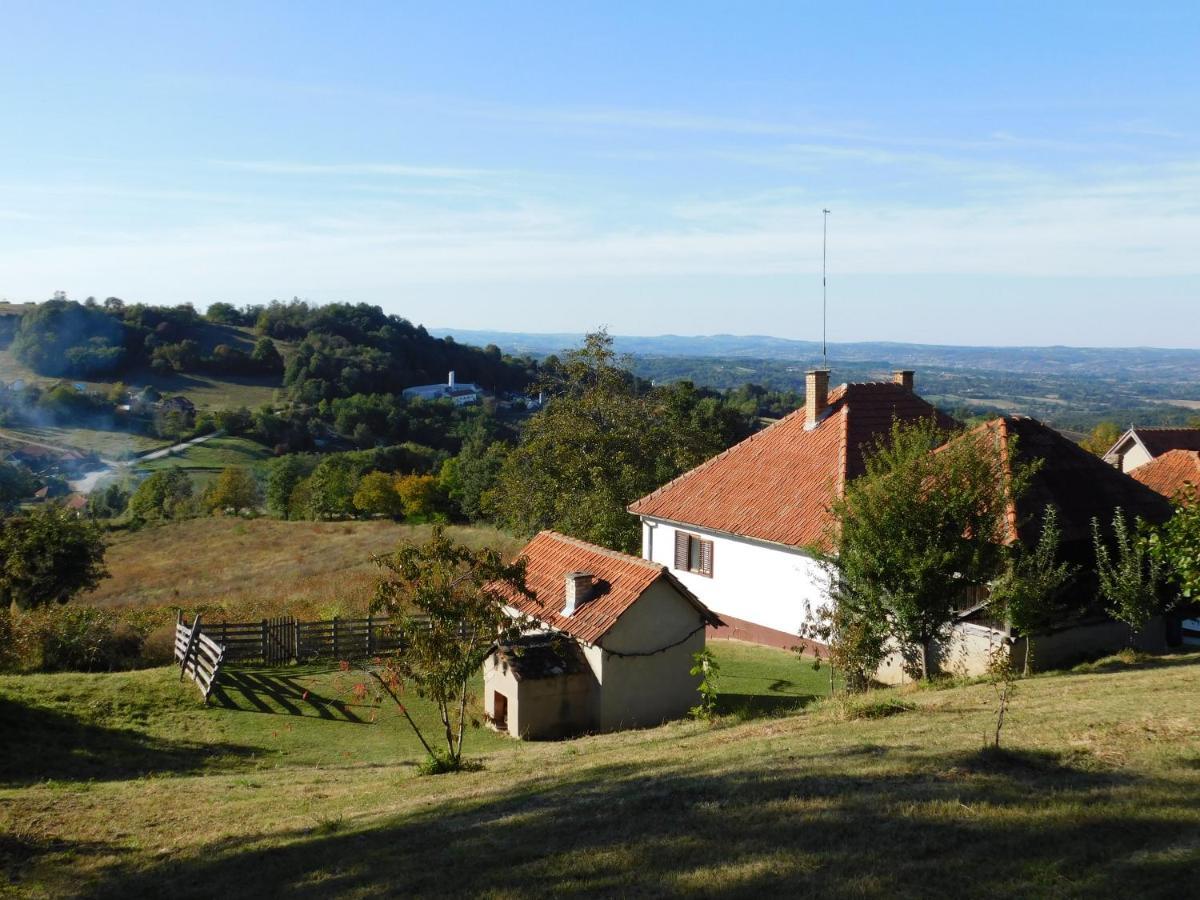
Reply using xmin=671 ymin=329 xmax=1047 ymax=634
xmin=430 ymin=328 xmax=1200 ymax=381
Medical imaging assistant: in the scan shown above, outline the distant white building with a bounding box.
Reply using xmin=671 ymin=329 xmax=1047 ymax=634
xmin=1102 ymin=426 xmax=1200 ymax=473
xmin=402 ymin=370 xmax=481 ymax=406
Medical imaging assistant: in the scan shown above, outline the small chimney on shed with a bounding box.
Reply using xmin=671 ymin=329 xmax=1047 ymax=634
xmin=805 ymin=369 xmax=830 ymax=431
xmin=562 ymin=572 xmax=593 ymax=616
xmin=448 ymin=370 xmax=457 ymax=388
xmin=892 ymin=370 xmax=914 ymax=391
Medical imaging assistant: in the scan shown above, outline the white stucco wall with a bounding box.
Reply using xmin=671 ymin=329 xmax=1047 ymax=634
xmin=588 ymin=579 xmax=708 ymax=731
xmin=641 ymin=517 xmax=828 ymax=639
xmin=1104 ymin=436 xmax=1153 ymax=472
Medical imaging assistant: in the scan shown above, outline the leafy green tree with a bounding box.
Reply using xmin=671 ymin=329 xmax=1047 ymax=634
xmin=299 ymin=455 xmax=361 ymax=519
xmin=395 ymin=473 xmax=443 ymax=521
xmin=11 ymin=298 xmax=127 ymax=376
xmin=0 ymin=462 xmax=37 ymax=512
xmin=205 ymin=466 xmax=260 ymax=513
xmin=370 ymin=526 xmax=535 ymax=769
xmin=1079 ymin=421 xmax=1123 ymax=457
xmin=440 ymin=439 xmax=509 ymax=522
xmin=1145 ymin=484 xmax=1200 ymax=602
xmin=129 ymin=467 xmax=193 ymax=520
xmin=822 ymin=419 xmax=1033 ymax=681
xmin=1093 ymin=509 xmax=1165 ymax=640
xmin=989 ymin=506 xmax=1078 ymax=673
xmin=491 ymin=331 xmax=746 ymax=552
xmin=353 ymin=471 xmax=405 ymax=518
xmin=0 ymin=506 xmax=108 ymax=610
xmin=87 ymin=482 xmax=131 ymax=519
xmin=266 ymin=454 xmax=316 ymax=518
xmin=250 ymin=337 xmax=284 ymax=373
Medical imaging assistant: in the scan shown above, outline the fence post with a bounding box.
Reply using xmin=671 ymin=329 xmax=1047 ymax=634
xmin=333 ymin=616 xmax=340 ymax=659
xmin=293 ymin=617 xmax=300 ymax=662
xmin=180 ymin=614 xmax=201 ymax=680
xmin=261 ymin=618 xmax=268 ymax=664
xmin=367 ymin=613 xmax=374 ymax=656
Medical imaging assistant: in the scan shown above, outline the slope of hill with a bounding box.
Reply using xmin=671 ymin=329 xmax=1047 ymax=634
xmin=1 ymin=650 xmax=1196 ymax=896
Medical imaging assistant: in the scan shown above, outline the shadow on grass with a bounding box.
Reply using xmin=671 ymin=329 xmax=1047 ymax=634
xmin=714 ymin=692 xmax=820 ymax=719
xmin=208 ymin=666 xmax=369 ymax=724
xmin=80 ymin=745 xmax=1197 ymax=899
xmin=0 ymin=696 xmax=256 ymax=785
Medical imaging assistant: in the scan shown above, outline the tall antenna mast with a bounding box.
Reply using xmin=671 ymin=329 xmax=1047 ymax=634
xmin=822 ymin=208 xmax=831 ymax=369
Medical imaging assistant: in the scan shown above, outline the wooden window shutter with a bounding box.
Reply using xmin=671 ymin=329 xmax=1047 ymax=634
xmin=698 ymin=539 xmax=713 ymax=577
xmin=674 ymin=531 xmax=690 ymax=570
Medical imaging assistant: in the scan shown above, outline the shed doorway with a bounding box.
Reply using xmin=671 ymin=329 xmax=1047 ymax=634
xmin=493 ymin=691 xmax=508 ymax=730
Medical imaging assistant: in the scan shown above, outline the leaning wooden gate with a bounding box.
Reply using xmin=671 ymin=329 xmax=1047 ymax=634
xmin=175 ymin=613 xmax=226 ymax=701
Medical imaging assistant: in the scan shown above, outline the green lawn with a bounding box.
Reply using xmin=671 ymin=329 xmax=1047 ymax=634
xmin=2 ymin=647 xmax=1198 ymax=897
xmin=135 ymin=435 xmax=274 ymax=483
xmin=0 ymin=424 xmax=166 ymax=459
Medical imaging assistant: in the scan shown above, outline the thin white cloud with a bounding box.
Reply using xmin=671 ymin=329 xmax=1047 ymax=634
xmin=210 ymin=160 xmax=497 ymax=179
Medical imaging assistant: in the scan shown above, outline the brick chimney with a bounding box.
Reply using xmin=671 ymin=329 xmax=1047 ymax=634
xmin=562 ymin=572 xmax=593 ymax=616
xmin=892 ymin=370 xmax=914 ymax=391
xmin=805 ymin=369 xmax=830 ymax=430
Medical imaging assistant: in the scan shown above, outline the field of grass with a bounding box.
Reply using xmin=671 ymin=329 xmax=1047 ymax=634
xmin=0 ymin=335 xmax=284 ymax=412
xmin=135 ymin=435 xmax=275 ymax=487
xmin=0 ymin=424 xmax=166 ymax=459
xmin=83 ymin=517 xmax=525 ymax=617
xmin=1 ymin=649 xmax=1197 ymax=896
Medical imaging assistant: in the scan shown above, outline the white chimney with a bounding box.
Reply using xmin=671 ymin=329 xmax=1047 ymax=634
xmin=893 ymin=370 xmax=914 ymax=390
xmin=562 ymin=572 xmax=593 ymax=616
xmin=805 ymin=369 xmax=830 ymax=431
xmin=448 ymin=370 xmax=456 ymax=388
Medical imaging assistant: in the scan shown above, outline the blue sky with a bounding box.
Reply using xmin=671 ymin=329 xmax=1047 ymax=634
xmin=2 ymin=1 xmax=1199 ymax=347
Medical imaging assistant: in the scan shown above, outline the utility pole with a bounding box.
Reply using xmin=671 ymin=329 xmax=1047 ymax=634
xmin=822 ymin=208 xmax=831 ymax=370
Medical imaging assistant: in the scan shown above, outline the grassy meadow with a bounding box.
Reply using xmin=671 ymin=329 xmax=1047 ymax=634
xmin=1 ymin=649 xmax=1197 ymax=897
xmin=83 ymin=518 xmax=525 ymax=617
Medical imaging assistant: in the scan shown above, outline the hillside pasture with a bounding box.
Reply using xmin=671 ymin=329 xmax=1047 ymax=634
xmin=134 ymin=435 xmax=275 ymax=488
xmin=0 ymin=650 xmax=1197 ymax=896
xmin=83 ymin=517 xmax=525 ymax=617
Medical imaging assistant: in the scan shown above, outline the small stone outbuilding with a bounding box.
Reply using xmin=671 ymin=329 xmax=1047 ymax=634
xmin=485 ymin=530 xmax=723 ymax=740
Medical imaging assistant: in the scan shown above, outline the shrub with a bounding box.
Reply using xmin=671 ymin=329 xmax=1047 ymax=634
xmin=837 ymin=695 xmax=916 ymax=721
xmin=38 ymin=607 xmax=142 ymax=672
xmin=141 ymin=623 xmax=179 ymax=666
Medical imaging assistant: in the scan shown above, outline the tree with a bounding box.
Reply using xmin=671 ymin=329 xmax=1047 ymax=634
xmin=1145 ymin=484 xmax=1200 ymax=602
xmin=205 ymin=466 xmax=260 ymax=513
xmin=989 ymin=506 xmax=1077 ymax=673
xmin=299 ymin=455 xmax=361 ymax=519
xmin=394 ymin=473 xmax=443 ymax=520
xmin=129 ymin=467 xmax=193 ymax=520
xmin=353 ymin=471 xmax=405 ymax=518
xmin=266 ymin=454 xmax=315 ymax=518
xmin=440 ymin=438 xmax=509 ymax=522
xmin=1079 ymin=421 xmax=1123 ymax=457
xmin=0 ymin=462 xmax=37 ymax=512
xmin=490 ymin=330 xmax=745 ymax=552
xmin=11 ymin=298 xmax=127 ymax=376
xmin=822 ymin=419 xmax=1032 ymax=682
xmin=1093 ymin=509 xmax=1165 ymax=640
xmin=250 ymin=337 xmax=284 ymax=373
xmin=371 ymin=527 xmax=536 ymax=769
xmin=0 ymin=506 xmax=108 ymax=610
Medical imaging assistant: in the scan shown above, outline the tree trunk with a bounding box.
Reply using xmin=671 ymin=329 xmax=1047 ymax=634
xmin=921 ymin=640 xmax=936 ymax=681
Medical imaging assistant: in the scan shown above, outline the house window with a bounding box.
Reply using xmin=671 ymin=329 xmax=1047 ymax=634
xmin=674 ymin=530 xmax=713 ymax=577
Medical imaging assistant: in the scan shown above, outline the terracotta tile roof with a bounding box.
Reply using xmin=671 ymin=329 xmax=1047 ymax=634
xmin=968 ymin=417 xmax=1175 ymax=547
xmin=628 ymin=382 xmax=955 ymax=549
xmin=1131 ymin=449 xmax=1200 ymax=502
xmin=1131 ymin=427 xmax=1200 ymax=458
xmin=496 ymin=530 xmax=721 ymax=645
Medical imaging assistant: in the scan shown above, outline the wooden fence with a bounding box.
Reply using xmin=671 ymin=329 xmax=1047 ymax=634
xmin=198 ymin=616 xmax=402 ymax=665
xmin=175 ymin=614 xmax=225 ymax=701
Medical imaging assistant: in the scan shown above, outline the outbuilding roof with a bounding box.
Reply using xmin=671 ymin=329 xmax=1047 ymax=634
xmin=496 ymin=530 xmax=721 ymax=645
xmin=965 ymin=416 xmax=1175 ymax=547
xmin=1130 ymin=449 xmax=1200 ymax=502
xmin=628 ymin=381 xmax=955 ymax=550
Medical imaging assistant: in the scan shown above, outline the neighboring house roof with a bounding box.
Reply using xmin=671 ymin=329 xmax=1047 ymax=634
xmin=495 ymin=530 xmax=722 ymax=645
xmin=628 ymin=382 xmax=956 ymax=550
xmin=969 ymin=416 xmax=1175 ymax=547
xmin=1130 ymin=449 xmax=1200 ymax=501
xmin=1104 ymin=426 xmax=1200 ymax=463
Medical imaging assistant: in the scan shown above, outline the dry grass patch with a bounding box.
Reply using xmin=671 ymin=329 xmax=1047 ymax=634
xmin=83 ymin=517 xmax=523 ymax=618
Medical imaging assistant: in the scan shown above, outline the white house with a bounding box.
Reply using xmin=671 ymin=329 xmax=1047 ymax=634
xmin=484 ymin=530 xmax=722 ymax=739
xmin=401 ymin=370 xmax=481 ymax=406
xmin=1103 ymin=426 xmax=1200 ymax=473
xmin=629 ymin=369 xmax=954 ymax=648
